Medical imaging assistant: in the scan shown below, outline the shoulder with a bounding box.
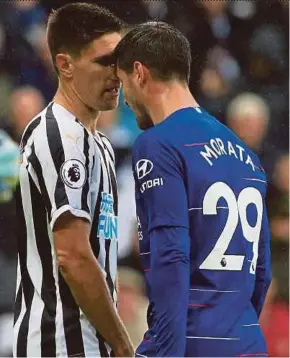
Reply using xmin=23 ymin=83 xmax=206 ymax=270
xmin=20 ymin=105 xmax=48 ymax=153
xmin=22 ymin=103 xmax=86 ymax=143
xmin=47 ymin=102 xmax=86 ymax=137
xmin=35 ymin=103 xmax=88 ymax=149
xmin=132 ymin=128 xmax=182 ymax=173
xmin=247 ymin=147 xmax=267 ymax=179
xmin=23 ymin=103 xmax=91 ymax=164
xmin=133 ymin=127 xmax=165 ymax=153
xmin=132 ymin=109 xmax=195 ymax=152
xmin=132 ymin=122 xmax=182 ymax=160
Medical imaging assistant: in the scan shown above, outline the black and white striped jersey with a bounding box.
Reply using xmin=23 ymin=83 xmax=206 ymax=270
xmin=14 ymin=102 xmax=118 ymax=357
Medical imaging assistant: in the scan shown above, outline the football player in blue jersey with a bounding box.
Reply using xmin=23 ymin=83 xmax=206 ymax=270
xmin=114 ymin=22 xmax=271 ymax=357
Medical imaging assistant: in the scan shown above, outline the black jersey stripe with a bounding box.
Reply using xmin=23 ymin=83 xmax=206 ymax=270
xmin=58 ymin=272 xmax=85 ymax=356
xmin=81 ymin=128 xmax=90 ymax=213
xmin=45 ymin=104 xmax=69 ymax=210
xmin=29 ymin=142 xmax=52 ymax=222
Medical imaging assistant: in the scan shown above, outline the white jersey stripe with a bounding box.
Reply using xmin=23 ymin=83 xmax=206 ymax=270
xmin=13 ymin=285 xmax=26 ymax=357
xmin=96 ymin=140 xmax=109 ymax=271
xmin=21 ymin=168 xmax=44 ymax=357
xmin=98 ymin=140 xmax=116 ymax=301
xmin=186 ymin=336 xmax=240 ymax=340
xmin=14 ymin=258 xmax=21 ymax=319
xmin=190 ymin=288 xmax=241 ymax=293
xmin=189 ymin=206 xmax=229 ymax=211
xmin=242 ymin=178 xmax=267 ymax=183
xmin=53 ymin=105 xmax=85 ymax=215
xmin=27 ymin=292 xmax=44 ymax=356
xmin=106 ymin=157 xmax=118 ymax=303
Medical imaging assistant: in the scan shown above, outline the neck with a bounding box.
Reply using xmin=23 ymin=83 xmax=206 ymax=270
xmin=147 ymin=81 xmax=199 ymax=126
xmin=54 ymin=80 xmax=99 ymax=133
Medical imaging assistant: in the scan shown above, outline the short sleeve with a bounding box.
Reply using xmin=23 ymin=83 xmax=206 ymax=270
xmin=30 ymin=113 xmax=92 ymax=230
xmin=132 ymin=134 xmax=189 ymax=231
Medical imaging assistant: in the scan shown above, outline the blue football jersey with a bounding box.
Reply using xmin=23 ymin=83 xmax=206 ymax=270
xmin=132 ymin=107 xmax=271 ymax=357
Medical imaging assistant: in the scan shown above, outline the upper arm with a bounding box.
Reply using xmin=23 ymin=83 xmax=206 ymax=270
xmin=30 ymin=116 xmax=93 ymax=231
xmin=53 ymin=211 xmax=91 ymax=263
xmin=133 ymin=135 xmax=189 ymax=231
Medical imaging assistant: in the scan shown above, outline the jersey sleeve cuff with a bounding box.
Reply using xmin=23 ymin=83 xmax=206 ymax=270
xmin=50 ymin=205 xmax=91 ymax=230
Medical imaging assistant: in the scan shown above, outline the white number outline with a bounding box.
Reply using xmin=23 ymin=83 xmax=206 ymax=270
xmin=199 ymin=182 xmax=263 ymax=274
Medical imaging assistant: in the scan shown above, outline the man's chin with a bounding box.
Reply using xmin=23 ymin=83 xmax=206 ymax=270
xmin=99 ymin=99 xmax=119 ymax=111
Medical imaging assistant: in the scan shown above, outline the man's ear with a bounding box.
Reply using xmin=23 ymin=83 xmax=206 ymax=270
xmin=133 ymin=61 xmax=148 ymax=88
xmin=55 ymin=53 xmax=74 ymax=79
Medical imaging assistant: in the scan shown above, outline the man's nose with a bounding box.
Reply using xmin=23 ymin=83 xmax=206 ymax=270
xmin=110 ymin=64 xmax=118 ymax=78
xmin=109 ymin=69 xmax=120 ymax=84
xmin=111 ymin=74 xmax=120 ymax=87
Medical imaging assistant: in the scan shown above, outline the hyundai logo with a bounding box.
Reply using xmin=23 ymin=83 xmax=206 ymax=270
xmin=136 ymin=159 xmax=153 ymax=180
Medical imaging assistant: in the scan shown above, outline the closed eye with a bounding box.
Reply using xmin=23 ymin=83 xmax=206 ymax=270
xmin=92 ymin=53 xmax=116 ymax=67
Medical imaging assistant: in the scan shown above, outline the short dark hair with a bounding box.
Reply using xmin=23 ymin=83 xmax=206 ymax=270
xmin=114 ymin=22 xmax=192 ymax=83
xmin=47 ymin=2 xmax=124 ymax=71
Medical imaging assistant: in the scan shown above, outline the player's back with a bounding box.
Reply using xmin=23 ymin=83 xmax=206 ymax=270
xmin=144 ymin=107 xmax=270 ymax=356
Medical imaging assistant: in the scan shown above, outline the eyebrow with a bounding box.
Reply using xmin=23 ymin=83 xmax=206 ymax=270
xmin=92 ymin=52 xmax=116 ymax=66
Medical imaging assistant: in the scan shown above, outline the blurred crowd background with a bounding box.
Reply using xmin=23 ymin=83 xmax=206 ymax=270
xmin=0 ymin=0 xmax=288 ymax=356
